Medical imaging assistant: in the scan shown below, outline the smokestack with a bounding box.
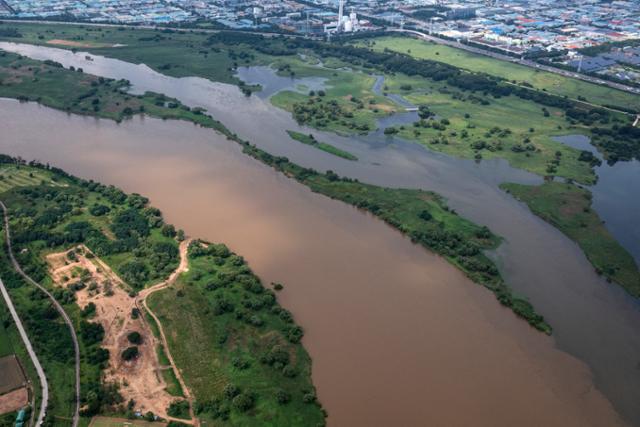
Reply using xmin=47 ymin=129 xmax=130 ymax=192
xmin=338 ymin=0 xmax=345 ymax=31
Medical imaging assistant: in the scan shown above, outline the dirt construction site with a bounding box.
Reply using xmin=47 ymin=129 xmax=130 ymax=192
xmin=46 ymin=246 xmax=182 ymax=419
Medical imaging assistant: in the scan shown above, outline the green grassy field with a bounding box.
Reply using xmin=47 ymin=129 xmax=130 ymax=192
xmin=0 ymin=51 xmax=222 ymax=126
xmin=272 ymin=66 xmax=396 ymax=135
xmin=0 ymin=23 xmax=256 ymax=85
xmin=381 ymin=73 xmax=597 ymax=183
xmin=148 ymin=241 xmax=325 ymax=426
xmin=89 ymin=416 xmax=166 ymax=427
xmin=0 ymin=165 xmax=64 ymax=192
xmin=363 ymin=36 xmax=640 ymax=111
xmin=502 ymin=181 xmax=640 ymax=297
xmin=286 ymin=130 xmax=358 ymax=160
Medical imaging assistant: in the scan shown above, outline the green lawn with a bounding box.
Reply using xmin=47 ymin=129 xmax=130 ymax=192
xmin=502 ymin=181 xmax=640 ymax=297
xmin=382 ymin=73 xmax=596 ymax=183
xmin=272 ymin=66 xmax=397 ymax=135
xmin=89 ymin=416 xmax=166 ymax=427
xmin=364 ymin=36 xmax=640 ymax=111
xmin=148 ymin=241 xmax=325 ymax=426
xmin=0 ymin=23 xmax=250 ymax=85
xmin=286 ymin=130 xmax=357 ymax=160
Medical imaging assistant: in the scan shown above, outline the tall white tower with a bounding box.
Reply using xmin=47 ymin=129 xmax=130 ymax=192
xmin=338 ymin=0 xmax=345 ymax=31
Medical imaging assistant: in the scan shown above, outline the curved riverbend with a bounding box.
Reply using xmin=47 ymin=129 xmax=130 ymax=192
xmin=0 ymin=99 xmax=630 ymax=426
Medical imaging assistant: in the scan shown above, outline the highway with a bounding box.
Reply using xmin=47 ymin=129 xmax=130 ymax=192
xmin=0 ymin=201 xmax=80 ymax=427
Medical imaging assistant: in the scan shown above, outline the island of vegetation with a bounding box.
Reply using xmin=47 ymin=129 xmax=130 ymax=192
xmin=286 ymin=130 xmax=358 ymax=161
xmin=501 ymin=181 xmax=640 ymax=297
xmin=0 ymin=43 xmax=550 ymax=333
xmin=0 ymin=156 xmax=326 ymax=426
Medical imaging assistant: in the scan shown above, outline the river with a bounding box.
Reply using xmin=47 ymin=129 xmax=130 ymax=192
xmin=0 ymin=41 xmax=639 ymax=425
xmin=554 ymin=135 xmax=640 ymax=265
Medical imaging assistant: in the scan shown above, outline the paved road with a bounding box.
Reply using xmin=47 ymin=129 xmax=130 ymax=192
xmin=0 ymin=276 xmax=48 ymax=426
xmin=388 ymin=28 xmax=640 ymax=97
xmin=0 ymin=201 xmax=80 ymax=427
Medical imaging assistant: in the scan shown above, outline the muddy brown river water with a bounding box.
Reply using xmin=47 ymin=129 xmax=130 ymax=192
xmin=0 ymin=99 xmax=628 ymax=426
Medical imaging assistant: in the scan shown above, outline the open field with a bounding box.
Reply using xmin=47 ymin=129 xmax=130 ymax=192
xmin=0 ymin=387 xmax=28 ymax=415
xmin=381 ymin=73 xmax=597 ymax=183
xmin=89 ymin=416 xmax=166 ymax=427
xmin=272 ymin=66 xmax=397 ymax=135
xmin=502 ymin=181 xmax=640 ymax=297
xmin=0 ymin=23 xmax=281 ymax=87
xmin=0 ymin=355 xmax=26 ymax=394
xmin=363 ymin=36 xmax=640 ymax=112
xmin=0 ymin=165 xmax=63 ymax=193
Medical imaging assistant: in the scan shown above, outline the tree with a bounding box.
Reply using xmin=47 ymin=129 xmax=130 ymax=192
xmin=232 ymin=393 xmax=254 ymax=412
xmin=127 ymin=331 xmax=142 ymax=345
xmin=276 ymin=389 xmax=290 ymax=405
xmin=121 ymin=346 xmax=139 ymax=361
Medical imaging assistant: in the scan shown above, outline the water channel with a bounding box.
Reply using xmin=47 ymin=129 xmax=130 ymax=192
xmin=0 ymin=42 xmax=639 ymax=425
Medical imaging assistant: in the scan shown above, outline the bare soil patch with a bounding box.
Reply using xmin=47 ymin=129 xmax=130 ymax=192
xmin=0 ymin=355 xmax=26 ymax=394
xmin=46 ymin=246 xmax=179 ymax=418
xmin=0 ymin=387 xmax=28 ymax=415
xmin=46 ymin=39 xmax=111 ymax=48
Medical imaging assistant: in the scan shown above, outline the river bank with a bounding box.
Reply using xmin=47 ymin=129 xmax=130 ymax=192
xmin=0 ymin=99 xmax=630 ymax=426
xmin=1 ymin=40 xmax=640 ymax=425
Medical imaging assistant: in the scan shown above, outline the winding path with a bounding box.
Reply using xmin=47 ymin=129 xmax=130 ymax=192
xmin=0 ymin=201 xmax=80 ymax=427
xmin=135 ymin=239 xmax=199 ymax=426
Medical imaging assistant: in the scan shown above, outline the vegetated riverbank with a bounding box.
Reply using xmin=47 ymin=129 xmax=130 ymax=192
xmin=0 ymin=156 xmax=325 ymax=426
xmin=3 ymin=23 xmax=636 ymax=171
xmin=502 ymin=181 xmax=640 ymax=298
xmin=1 ymin=40 xmax=640 ymax=426
xmin=148 ymin=240 xmax=324 ymax=426
xmin=0 ymin=51 xmax=550 ymax=332
xmin=3 ymin=101 xmax=632 ymax=427
xmin=361 ymin=36 xmax=640 ymax=112
xmin=286 ymin=130 xmax=357 ymax=161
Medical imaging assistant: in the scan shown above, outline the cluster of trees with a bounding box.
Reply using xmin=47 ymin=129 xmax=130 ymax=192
xmin=591 ymin=124 xmax=640 ymax=163
xmin=291 ymin=95 xmax=370 ymax=132
xmin=0 ymin=27 xmax=22 ymax=38
xmin=9 ymin=184 xmax=179 ymax=289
